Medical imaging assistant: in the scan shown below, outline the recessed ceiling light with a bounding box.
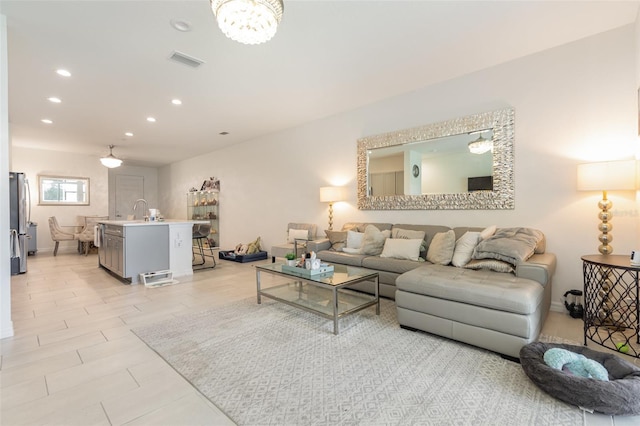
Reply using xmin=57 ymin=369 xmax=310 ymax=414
xmin=171 ymin=99 xmax=182 ymax=105
xmin=41 ymin=119 xmax=53 ymax=124
xmin=219 ymin=131 xmax=229 ymax=135
xmin=48 ymin=97 xmax=61 ymax=103
xmin=125 ymin=132 xmax=134 ymax=137
xmin=56 ymin=69 xmax=71 ymax=77
xmin=170 ymin=19 xmax=192 ymax=32
xmin=146 ymin=117 xmax=156 ymax=123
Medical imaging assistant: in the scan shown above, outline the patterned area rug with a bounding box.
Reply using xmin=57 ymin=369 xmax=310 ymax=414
xmin=133 ymin=298 xmax=581 ymax=425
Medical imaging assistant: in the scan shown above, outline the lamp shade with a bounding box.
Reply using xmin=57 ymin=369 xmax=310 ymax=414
xmin=577 ymin=160 xmax=636 ymax=191
xmin=100 ymin=145 xmax=122 ymax=168
xmin=320 ymin=186 xmax=345 ymax=203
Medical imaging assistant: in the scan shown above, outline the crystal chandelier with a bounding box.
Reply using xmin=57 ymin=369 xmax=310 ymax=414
xmin=210 ymin=0 xmax=284 ymax=45
xmin=468 ymin=134 xmax=493 ymax=155
xmin=100 ymin=145 xmax=123 ymax=168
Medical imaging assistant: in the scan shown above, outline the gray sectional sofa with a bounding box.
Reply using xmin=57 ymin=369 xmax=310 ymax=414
xmin=307 ymin=222 xmax=556 ymax=359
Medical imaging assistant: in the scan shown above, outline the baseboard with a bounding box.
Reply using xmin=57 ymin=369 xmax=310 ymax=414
xmin=1 ymin=321 xmax=14 ymax=339
xmin=550 ymin=301 xmax=564 ymax=313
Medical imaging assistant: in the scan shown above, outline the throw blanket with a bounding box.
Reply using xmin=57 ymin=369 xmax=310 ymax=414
xmin=473 ymin=227 xmax=543 ymax=265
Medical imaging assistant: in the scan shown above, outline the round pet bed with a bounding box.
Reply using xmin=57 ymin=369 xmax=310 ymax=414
xmin=520 ymin=342 xmax=640 ymax=415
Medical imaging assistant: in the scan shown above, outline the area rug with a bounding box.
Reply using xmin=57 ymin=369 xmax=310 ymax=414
xmin=132 ymin=297 xmax=582 ymax=425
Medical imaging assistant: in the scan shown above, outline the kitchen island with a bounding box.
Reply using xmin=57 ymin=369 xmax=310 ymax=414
xmin=97 ymin=220 xmax=208 ymax=284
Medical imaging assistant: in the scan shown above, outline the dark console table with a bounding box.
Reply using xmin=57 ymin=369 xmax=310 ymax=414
xmin=582 ymin=255 xmax=639 ymax=358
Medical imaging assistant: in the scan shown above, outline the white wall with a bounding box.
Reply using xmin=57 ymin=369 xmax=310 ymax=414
xmin=11 ymin=147 xmax=110 ymax=254
xmin=108 ymin=165 xmax=159 ymax=219
xmin=160 ymin=25 xmax=639 ymax=312
xmin=1 ymin=14 xmax=13 ymax=338
xmin=11 ymin=148 xmax=160 ymax=254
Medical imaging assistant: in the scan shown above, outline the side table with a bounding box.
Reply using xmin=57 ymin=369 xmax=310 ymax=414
xmin=581 ymin=255 xmax=639 ymax=358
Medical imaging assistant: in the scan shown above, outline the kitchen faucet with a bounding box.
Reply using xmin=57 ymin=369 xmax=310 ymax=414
xmin=132 ymin=199 xmax=148 ymax=220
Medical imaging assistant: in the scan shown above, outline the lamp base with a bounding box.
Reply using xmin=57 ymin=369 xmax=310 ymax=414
xmin=597 ymin=193 xmax=613 ymax=255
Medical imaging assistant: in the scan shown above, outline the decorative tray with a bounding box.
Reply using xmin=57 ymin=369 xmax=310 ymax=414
xmin=281 ymin=264 xmax=334 ymax=277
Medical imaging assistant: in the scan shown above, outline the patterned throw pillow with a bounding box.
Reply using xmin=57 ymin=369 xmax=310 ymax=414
xmin=324 ymin=230 xmax=347 ymax=251
xmin=464 ymin=259 xmax=515 ymax=273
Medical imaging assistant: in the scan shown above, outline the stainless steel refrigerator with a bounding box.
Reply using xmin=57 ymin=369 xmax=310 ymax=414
xmin=9 ymin=172 xmax=28 ymax=274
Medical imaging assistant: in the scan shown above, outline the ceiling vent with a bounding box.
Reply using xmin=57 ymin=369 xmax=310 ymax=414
xmin=168 ymin=51 xmax=205 ymax=68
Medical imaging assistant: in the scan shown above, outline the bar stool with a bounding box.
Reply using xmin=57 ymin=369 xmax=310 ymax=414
xmin=193 ymin=223 xmax=216 ymax=269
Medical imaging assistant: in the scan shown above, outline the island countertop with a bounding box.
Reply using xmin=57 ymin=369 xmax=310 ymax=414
xmin=98 ymin=219 xmax=208 ymax=226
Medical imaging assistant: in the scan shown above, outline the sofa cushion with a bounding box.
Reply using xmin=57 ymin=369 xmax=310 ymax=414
xmin=473 ymin=227 xmax=544 ymax=265
xmin=451 ymin=231 xmax=481 ymax=267
xmin=316 ymin=250 xmax=367 ymax=267
xmin=426 ymin=230 xmax=455 ymax=265
xmin=359 ymin=225 xmax=390 ymax=256
xmin=362 ymin=255 xmax=427 ymax=275
xmin=380 ymin=238 xmax=424 ymax=261
xmin=324 ymin=230 xmax=347 ymax=251
xmin=396 ymin=264 xmax=544 ymax=315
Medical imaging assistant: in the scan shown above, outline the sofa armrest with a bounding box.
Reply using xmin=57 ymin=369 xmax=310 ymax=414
xmin=307 ymin=238 xmax=331 ymax=252
xmin=515 ymin=253 xmax=556 ymax=287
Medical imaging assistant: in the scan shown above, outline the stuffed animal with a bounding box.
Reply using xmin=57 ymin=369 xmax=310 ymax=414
xmin=543 ymin=348 xmax=609 ymax=381
xmin=246 ymin=237 xmax=261 ymax=254
xmin=235 ymin=243 xmax=249 ymax=255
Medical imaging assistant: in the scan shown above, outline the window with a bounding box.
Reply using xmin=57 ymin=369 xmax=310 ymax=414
xmin=38 ymin=175 xmax=90 ymax=206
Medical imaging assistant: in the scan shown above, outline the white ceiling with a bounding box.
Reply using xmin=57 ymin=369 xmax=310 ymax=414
xmin=2 ymin=0 xmax=638 ymax=167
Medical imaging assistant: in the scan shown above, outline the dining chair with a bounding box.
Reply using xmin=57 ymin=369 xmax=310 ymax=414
xmin=48 ymin=216 xmax=76 ymax=256
xmin=75 ymin=216 xmax=108 ymax=256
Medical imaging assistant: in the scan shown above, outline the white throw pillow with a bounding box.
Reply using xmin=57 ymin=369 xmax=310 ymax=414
xmin=426 ymin=230 xmax=456 ymax=265
xmin=451 ymin=231 xmax=481 ymax=267
xmin=380 ymin=238 xmax=423 ymax=261
xmin=346 ymin=230 xmax=364 ymax=250
xmin=287 ymin=228 xmax=309 ymax=243
xmin=480 ymin=225 xmax=497 ymax=240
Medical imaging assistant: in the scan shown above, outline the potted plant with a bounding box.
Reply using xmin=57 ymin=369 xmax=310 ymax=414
xmin=285 ymin=252 xmax=297 ymax=266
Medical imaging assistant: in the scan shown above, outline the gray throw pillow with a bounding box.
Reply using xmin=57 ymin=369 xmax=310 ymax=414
xmin=426 ymin=230 xmax=455 ymax=265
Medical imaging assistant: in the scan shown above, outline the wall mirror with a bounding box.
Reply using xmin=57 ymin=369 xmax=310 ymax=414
xmin=357 ymin=107 xmax=515 ymax=210
xmin=38 ymin=175 xmax=90 ymax=206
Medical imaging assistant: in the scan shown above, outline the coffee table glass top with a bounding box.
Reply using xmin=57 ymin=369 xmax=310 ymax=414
xmin=256 ymin=263 xmax=378 ymax=286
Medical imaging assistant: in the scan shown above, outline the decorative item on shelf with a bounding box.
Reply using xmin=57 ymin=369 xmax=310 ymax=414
xmin=577 ymin=160 xmax=637 ymax=255
xmin=201 ymin=177 xmax=220 ymax=191
xmin=320 ymin=186 xmax=346 ymax=231
xmin=209 ymin=0 xmax=284 ymax=45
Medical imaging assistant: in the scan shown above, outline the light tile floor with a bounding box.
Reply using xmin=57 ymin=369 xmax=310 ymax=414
xmin=1 ymin=252 xmax=639 ymax=425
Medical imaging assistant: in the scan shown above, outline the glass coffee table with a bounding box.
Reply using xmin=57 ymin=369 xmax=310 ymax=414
xmin=255 ymin=263 xmax=379 ymax=334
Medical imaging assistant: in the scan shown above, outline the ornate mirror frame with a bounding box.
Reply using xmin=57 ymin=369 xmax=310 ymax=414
xmin=357 ymin=107 xmax=515 ymax=210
